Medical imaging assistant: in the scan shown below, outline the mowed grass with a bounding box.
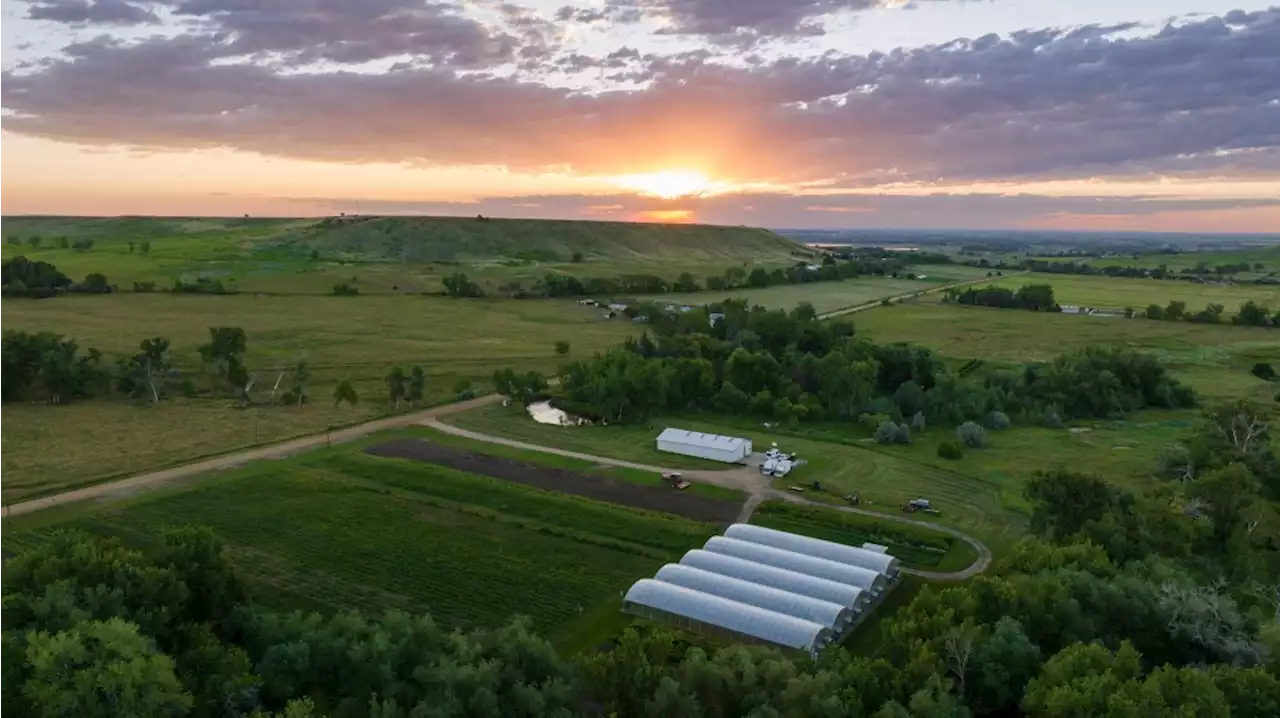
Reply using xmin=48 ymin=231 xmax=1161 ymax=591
xmin=661 ymin=276 xmax=938 ymax=314
xmin=749 ymin=500 xmax=981 ymax=573
xmin=853 ymin=303 xmax=1277 ymax=401
xmin=2 ymin=443 xmax=717 ymax=641
xmin=981 ymin=272 xmax=1279 ymax=310
xmin=444 ymin=404 xmax=731 ymax=471
xmin=1 ymin=295 xmax=634 ymax=503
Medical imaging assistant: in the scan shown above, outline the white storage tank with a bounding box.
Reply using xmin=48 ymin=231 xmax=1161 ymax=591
xmin=656 ymin=428 xmax=752 ymax=463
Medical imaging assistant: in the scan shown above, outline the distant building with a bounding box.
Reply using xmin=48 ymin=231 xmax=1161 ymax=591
xmin=608 ymin=303 xmax=629 ymax=312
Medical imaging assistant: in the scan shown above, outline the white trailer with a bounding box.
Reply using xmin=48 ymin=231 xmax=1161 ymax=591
xmin=656 ymin=428 xmax=752 ymax=463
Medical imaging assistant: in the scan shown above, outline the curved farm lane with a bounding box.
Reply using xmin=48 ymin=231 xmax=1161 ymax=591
xmin=426 ymin=417 xmax=992 ymax=581
xmin=1 ymin=393 xmax=506 ymax=518
xmin=817 ymin=270 xmax=1030 ymax=320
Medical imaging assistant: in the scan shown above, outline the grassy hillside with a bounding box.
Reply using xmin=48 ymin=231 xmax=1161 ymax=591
xmin=1 ymin=215 xmax=812 ymax=293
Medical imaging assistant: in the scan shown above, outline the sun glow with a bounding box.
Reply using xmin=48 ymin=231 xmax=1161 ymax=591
xmin=612 ymin=169 xmax=720 ymax=199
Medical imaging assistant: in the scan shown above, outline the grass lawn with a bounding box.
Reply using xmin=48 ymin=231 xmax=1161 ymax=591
xmin=662 ymin=276 xmax=935 ymax=313
xmin=443 ymin=403 xmax=731 ymax=471
xmin=853 ymin=303 xmax=1277 ymax=401
xmin=1 ymin=439 xmax=717 ymax=649
xmin=749 ymin=500 xmax=981 ymax=573
xmin=1 ymin=295 xmax=635 ymax=504
xmin=982 ymin=271 xmax=1279 ymax=310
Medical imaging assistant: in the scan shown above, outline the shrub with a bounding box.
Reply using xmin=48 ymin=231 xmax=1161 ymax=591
xmin=859 ymin=412 xmax=891 ymax=434
xmin=986 ymin=410 xmax=1011 ymax=430
xmin=332 ymin=283 xmax=359 ymax=296
xmin=1038 ymin=409 xmax=1064 ymax=429
xmin=1254 ymin=363 xmax=1277 ymax=382
xmin=452 ymin=378 xmax=476 ymax=399
xmin=937 ymin=441 xmax=964 ymax=460
xmin=554 ymin=340 xmax=571 ymax=355
xmin=875 ymin=421 xmax=912 ymax=445
xmin=910 ymin=410 xmax=926 ymax=432
xmin=957 ymin=421 xmax=987 ymax=448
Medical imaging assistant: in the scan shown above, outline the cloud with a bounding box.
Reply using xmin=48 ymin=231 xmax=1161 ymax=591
xmin=3 ymin=9 xmax=1279 ymax=187
xmin=558 ymin=1 xmax=933 ymax=44
xmin=26 ymin=0 xmax=158 ymax=25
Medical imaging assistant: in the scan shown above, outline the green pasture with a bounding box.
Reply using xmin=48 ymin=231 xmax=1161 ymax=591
xmin=980 ymin=272 xmax=1278 ymax=310
xmin=1 ymin=440 xmax=717 ymax=648
xmin=0 ymin=295 xmax=635 ymax=503
xmin=661 ymin=276 xmax=936 ymax=314
xmin=1088 ymin=245 xmax=1280 ymax=277
xmin=853 ymin=303 xmax=1276 ymax=401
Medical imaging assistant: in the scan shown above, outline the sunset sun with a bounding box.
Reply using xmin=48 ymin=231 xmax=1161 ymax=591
xmin=613 ymin=170 xmax=719 ymax=199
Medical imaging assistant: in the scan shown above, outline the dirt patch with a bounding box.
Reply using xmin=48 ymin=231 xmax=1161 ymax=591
xmin=365 ymin=439 xmax=741 ymax=524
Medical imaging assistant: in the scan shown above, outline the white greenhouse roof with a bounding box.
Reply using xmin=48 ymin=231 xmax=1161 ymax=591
xmin=725 ymin=524 xmax=901 ymax=578
xmin=680 ymin=550 xmax=867 ymax=611
xmin=656 ymin=428 xmax=749 ymax=451
xmin=655 ymin=564 xmax=853 ymax=630
xmin=623 ymin=579 xmax=832 ymax=656
xmin=703 ymin=537 xmax=888 ymax=594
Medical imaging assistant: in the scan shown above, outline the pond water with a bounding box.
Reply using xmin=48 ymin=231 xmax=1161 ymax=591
xmin=526 ymin=400 xmax=587 ymax=426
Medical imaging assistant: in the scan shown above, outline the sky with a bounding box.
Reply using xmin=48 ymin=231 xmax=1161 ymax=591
xmin=2 ymin=0 xmax=1279 ymax=231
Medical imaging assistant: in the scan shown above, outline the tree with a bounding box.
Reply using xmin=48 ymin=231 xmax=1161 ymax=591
xmin=386 ymin=366 xmax=407 ymax=408
xmin=408 ymin=366 xmax=426 ymax=405
xmin=1024 ymin=470 xmax=1124 ymax=543
xmin=1165 ymin=300 xmax=1187 ymax=321
xmin=287 ymin=360 xmax=310 ymax=406
xmin=985 ymin=411 xmax=1010 ymax=430
xmin=19 ymin=618 xmax=193 ymax=718
xmin=333 ymin=379 xmax=358 ymax=407
xmin=672 ymin=272 xmax=700 ymax=292
xmin=571 ymin=251 xmax=584 ymax=263
xmin=117 ymin=337 xmax=172 ymax=403
xmin=554 ymin=340 xmax=570 ymax=356
xmin=937 ymin=441 xmax=964 ymax=460
xmin=747 ymin=267 xmax=771 ymax=287
xmin=140 ymin=241 xmax=151 ymax=255
xmin=957 ymin=422 xmax=986 ymax=448
xmin=1194 ymin=463 xmax=1260 ymax=553
xmin=452 ymin=377 xmax=475 ymax=399
xmin=308 ymin=248 xmax=319 ymax=261
xmin=1144 ymin=304 xmax=1165 ymax=320
xmin=128 ymin=241 xmax=136 ymax=253
xmin=27 ymin=235 xmax=42 ymax=248
xmin=197 ymin=327 xmax=248 ymax=396
xmin=910 ymin=411 xmax=927 ymax=432
xmin=442 ymin=272 xmax=484 ymax=298
xmin=1254 ymin=363 xmax=1277 ymax=382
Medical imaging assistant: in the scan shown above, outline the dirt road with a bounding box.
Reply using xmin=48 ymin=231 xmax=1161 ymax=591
xmin=1 ymin=393 xmax=505 ymax=518
xmin=425 ymin=418 xmax=991 ymax=580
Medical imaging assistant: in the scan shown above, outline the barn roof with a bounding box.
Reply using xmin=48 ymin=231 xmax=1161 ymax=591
xmin=657 ymin=428 xmax=749 ymax=451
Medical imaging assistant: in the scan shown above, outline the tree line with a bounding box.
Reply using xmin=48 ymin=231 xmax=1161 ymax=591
xmin=1134 ymin=299 xmax=1277 ymax=327
xmin=510 ymin=298 xmax=1194 ymax=428
xmin=443 ymin=254 xmax=925 ymax=299
xmin=943 ymin=284 xmax=1059 ymax=311
xmin=1 ymin=256 xmax=112 ymax=298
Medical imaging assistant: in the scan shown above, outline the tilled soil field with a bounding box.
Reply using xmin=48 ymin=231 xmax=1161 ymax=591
xmin=365 ymin=439 xmax=741 ymax=524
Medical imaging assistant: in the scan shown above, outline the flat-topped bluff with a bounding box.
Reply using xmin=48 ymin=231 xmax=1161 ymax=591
xmin=2 ymin=215 xmax=812 ymax=264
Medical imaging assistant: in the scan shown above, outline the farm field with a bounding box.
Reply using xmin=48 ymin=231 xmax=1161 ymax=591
xmin=661 ymin=276 xmax=940 ymax=314
xmin=443 ymin=405 xmax=1023 ymax=552
xmin=406 ymin=424 xmax=747 ymax=502
xmin=0 ymin=439 xmax=718 ymax=647
xmin=980 ymin=271 xmax=1279 ymax=310
xmin=0 ymin=295 xmax=635 ymax=503
xmin=853 ymin=303 xmax=1277 ymax=401
xmin=1087 ymin=244 xmax=1280 ymax=277
xmin=1 ymin=215 xmax=811 ymax=294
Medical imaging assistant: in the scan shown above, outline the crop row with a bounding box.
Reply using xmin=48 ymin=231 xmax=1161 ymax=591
xmin=320 ymin=453 xmax=717 ymax=554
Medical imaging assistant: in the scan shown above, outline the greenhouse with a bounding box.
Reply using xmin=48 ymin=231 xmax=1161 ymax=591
xmin=724 ymin=523 xmax=902 ymax=579
xmin=622 ymin=579 xmax=834 ymax=657
xmin=654 ymin=564 xmax=854 ymax=630
xmin=680 ymin=550 xmax=868 ymax=611
xmin=703 ymin=537 xmax=888 ymax=595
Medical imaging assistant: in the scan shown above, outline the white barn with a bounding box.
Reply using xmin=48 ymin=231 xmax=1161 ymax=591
xmin=656 ymin=428 xmax=752 ymax=463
